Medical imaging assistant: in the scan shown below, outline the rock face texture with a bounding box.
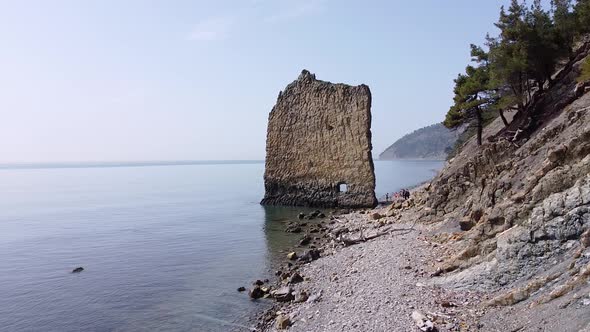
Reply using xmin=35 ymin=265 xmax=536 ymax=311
xmin=261 ymin=70 xmax=377 ymax=208
xmin=406 ymin=38 xmax=590 ymax=303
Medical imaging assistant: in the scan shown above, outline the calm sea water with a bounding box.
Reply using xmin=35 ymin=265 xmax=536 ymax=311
xmin=0 ymin=160 xmax=442 ymax=332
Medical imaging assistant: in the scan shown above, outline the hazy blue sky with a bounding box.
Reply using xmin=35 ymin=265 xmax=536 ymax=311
xmin=0 ymin=0 xmax=523 ymax=162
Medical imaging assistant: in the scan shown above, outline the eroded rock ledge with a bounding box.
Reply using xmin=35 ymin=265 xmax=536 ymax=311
xmin=261 ymin=70 xmax=377 ymax=208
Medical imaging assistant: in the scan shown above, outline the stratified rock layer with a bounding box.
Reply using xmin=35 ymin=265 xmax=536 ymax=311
xmin=261 ymin=70 xmax=377 ymax=208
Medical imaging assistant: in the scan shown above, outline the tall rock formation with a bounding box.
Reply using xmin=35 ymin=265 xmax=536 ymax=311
xmin=261 ymin=70 xmax=377 ymax=208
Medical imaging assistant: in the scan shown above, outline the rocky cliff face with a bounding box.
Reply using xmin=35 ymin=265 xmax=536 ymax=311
xmin=405 ymin=39 xmax=590 ymax=309
xmin=261 ymin=70 xmax=377 ymax=208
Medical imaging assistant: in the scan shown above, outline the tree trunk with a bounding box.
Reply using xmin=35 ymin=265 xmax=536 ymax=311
xmin=499 ymin=109 xmax=509 ymax=127
xmin=476 ymin=108 xmax=483 ymax=146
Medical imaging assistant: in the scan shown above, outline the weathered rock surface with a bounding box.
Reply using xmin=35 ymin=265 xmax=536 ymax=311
xmin=257 ymin=40 xmax=590 ymax=332
xmin=261 ymin=70 xmax=377 ymax=208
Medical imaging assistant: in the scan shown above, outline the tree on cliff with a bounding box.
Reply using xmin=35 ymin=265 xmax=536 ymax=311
xmin=525 ymin=0 xmax=562 ymax=90
xmin=488 ymin=1 xmax=530 ymax=112
xmin=444 ymin=45 xmax=495 ymax=146
xmin=574 ymin=0 xmax=590 ymax=34
xmin=552 ymin=0 xmax=575 ymax=56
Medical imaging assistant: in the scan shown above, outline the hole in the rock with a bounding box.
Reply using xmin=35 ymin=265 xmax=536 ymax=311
xmin=338 ymin=183 xmax=348 ymax=193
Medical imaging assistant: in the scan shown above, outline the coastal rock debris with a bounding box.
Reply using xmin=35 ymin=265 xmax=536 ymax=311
xmin=411 ymin=310 xmax=437 ymax=332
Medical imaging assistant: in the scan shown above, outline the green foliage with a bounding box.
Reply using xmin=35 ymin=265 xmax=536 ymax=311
xmin=488 ymin=1 xmax=530 ymax=111
xmin=526 ymin=1 xmax=561 ymax=84
xmin=444 ymin=45 xmax=494 ymax=145
xmin=574 ymin=0 xmax=590 ymax=34
xmin=552 ymin=0 xmax=576 ymax=52
xmin=579 ymin=57 xmax=590 ymax=82
xmin=446 ymin=110 xmax=500 ymax=159
xmin=444 ymin=0 xmax=590 ymax=151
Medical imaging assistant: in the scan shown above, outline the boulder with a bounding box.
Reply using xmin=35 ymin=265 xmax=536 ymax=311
xmin=249 ymin=286 xmax=264 ymax=299
xmin=72 ymin=267 xmax=84 ymax=273
xmin=370 ymin=212 xmax=383 ymax=220
xmin=295 ymin=290 xmax=309 ymax=303
xmin=299 ymin=249 xmax=320 ymax=262
xmin=287 ymin=252 xmax=298 ymax=260
xmin=275 ymin=314 xmax=292 ymax=330
xmin=273 ymin=286 xmax=294 ymax=302
xmin=299 ymin=236 xmax=311 ymax=246
xmin=289 ymin=273 xmax=304 ymax=284
xmin=411 ymin=310 xmax=436 ymax=332
xmin=237 ymin=286 xmax=246 ymax=292
xmin=285 ymin=224 xmax=302 ymax=233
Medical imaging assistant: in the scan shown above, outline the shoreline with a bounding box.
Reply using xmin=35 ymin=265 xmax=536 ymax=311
xmin=247 ymin=185 xmax=491 ymax=331
xmin=250 ymin=184 xmax=490 ymax=332
xmin=249 ymin=180 xmax=590 ymax=331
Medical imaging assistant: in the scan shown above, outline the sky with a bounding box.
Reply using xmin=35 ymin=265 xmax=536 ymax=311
xmin=0 ymin=0 xmax=526 ymax=162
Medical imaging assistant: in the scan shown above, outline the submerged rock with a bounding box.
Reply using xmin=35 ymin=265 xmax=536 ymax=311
xmin=299 ymin=235 xmax=311 ymax=246
xmin=71 ymin=267 xmax=84 ymax=273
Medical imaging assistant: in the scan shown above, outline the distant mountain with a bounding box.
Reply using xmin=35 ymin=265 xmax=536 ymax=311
xmin=379 ymin=123 xmax=460 ymax=160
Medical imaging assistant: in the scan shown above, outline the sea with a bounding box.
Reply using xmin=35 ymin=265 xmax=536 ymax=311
xmin=0 ymin=160 xmax=443 ymax=332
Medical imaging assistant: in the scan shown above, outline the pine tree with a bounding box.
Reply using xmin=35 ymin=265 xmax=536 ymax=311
xmin=574 ymin=0 xmax=590 ymax=35
xmin=489 ymin=1 xmax=530 ymax=112
xmin=444 ymin=45 xmax=495 ymax=146
xmin=526 ymin=0 xmax=560 ymax=90
xmin=552 ymin=0 xmax=575 ymax=56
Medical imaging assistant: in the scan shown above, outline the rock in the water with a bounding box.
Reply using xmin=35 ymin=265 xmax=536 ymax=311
xmin=260 ymin=70 xmax=378 ymax=208
xmin=237 ymin=286 xmax=246 ymax=292
xmin=299 ymin=236 xmax=311 ymax=246
xmin=298 ymin=212 xmax=305 ymax=219
xmin=254 ymin=279 xmax=264 ymax=286
xmin=285 ymin=223 xmax=302 ymax=233
xmin=249 ymin=286 xmax=264 ymax=299
xmin=72 ymin=267 xmax=84 ymax=273
xmin=273 ymin=286 xmax=294 ymax=302
xmin=287 ymin=252 xmax=298 ymax=260
xmin=275 ymin=314 xmax=292 ymax=330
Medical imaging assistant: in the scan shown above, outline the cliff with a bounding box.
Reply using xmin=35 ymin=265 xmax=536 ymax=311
xmin=379 ymin=123 xmax=460 ymax=160
xmin=261 ymin=70 xmax=377 ymax=208
xmin=396 ymin=37 xmax=590 ymax=328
